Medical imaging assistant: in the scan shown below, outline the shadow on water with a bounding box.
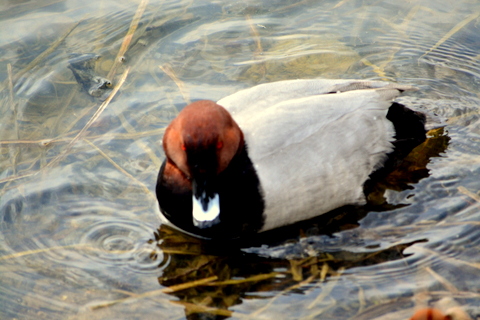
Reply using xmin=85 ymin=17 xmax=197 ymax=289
xmin=152 ymin=225 xmax=426 ymax=320
xmin=150 ymin=128 xmax=449 ymax=319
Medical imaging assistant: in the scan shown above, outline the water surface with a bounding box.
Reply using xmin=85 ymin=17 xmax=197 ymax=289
xmin=1 ymin=0 xmax=480 ymax=319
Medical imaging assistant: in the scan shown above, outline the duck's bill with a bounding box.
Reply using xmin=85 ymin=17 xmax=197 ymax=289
xmin=192 ymin=191 xmax=220 ymax=229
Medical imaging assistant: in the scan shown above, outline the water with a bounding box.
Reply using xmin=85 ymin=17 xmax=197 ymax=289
xmin=1 ymin=0 xmax=480 ymax=319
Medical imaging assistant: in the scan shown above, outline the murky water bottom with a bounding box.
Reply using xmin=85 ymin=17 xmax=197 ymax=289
xmin=1 ymin=0 xmax=480 ymax=319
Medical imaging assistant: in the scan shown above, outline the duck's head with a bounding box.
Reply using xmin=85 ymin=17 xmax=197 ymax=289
xmin=162 ymin=100 xmax=244 ymax=229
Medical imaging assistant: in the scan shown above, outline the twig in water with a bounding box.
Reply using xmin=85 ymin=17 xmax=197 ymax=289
xmin=307 ymin=267 xmax=345 ymax=309
xmin=83 ymin=139 xmax=152 ymax=195
xmin=249 ymin=273 xmax=317 ymax=318
xmin=89 ymin=275 xmax=218 ymax=310
xmin=159 ymin=64 xmax=190 ymax=104
xmin=46 ymin=67 xmax=130 ymax=169
xmin=420 ymin=12 xmax=480 ymax=60
xmin=425 ymin=267 xmax=459 ymax=293
xmin=13 ymin=22 xmax=80 ymax=83
xmin=458 ymin=186 xmax=480 ymax=203
xmin=171 ymin=300 xmax=234 ymax=317
xmin=0 ymin=244 xmax=88 ymax=261
xmin=7 ymin=63 xmax=19 ymax=176
xmin=107 ymin=0 xmax=149 ymax=79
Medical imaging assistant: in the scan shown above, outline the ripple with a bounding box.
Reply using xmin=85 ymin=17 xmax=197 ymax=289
xmin=0 ymin=175 xmax=160 ymax=277
xmin=79 ymin=219 xmax=143 ymax=263
xmin=77 ymin=218 xmax=159 ymax=271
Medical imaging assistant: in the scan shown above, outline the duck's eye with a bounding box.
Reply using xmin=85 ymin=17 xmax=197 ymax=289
xmin=216 ymin=141 xmax=223 ymax=149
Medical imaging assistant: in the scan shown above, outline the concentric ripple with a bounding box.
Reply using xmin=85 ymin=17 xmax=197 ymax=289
xmin=77 ymin=218 xmax=162 ymax=272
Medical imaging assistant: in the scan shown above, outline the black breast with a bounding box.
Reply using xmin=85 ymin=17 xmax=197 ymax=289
xmin=156 ymin=145 xmax=265 ymax=239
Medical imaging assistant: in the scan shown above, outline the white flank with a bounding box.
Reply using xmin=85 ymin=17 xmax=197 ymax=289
xmin=192 ymin=193 xmax=220 ymax=226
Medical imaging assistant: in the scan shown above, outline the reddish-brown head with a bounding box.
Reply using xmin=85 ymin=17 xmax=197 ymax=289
xmin=162 ymin=100 xmax=243 ymax=178
xmin=162 ymin=100 xmax=244 ymax=228
xmin=410 ymin=308 xmax=451 ymax=320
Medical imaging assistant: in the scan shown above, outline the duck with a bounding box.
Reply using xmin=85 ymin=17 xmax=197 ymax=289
xmin=409 ymin=308 xmax=450 ymax=320
xmin=156 ymin=79 xmax=432 ymax=240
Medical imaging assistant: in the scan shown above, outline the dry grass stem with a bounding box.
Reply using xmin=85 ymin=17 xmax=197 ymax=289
xmin=429 ymin=291 xmax=480 ymax=299
xmin=249 ymin=274 xmax=317 ymax=318
xmin=245 ymin=14 xmax=266 ymax=78
xmin=416 ymin=246 xmax=480 ymax=270
xmin=7 ymin=64 xmax=15 ymax=127
xmin=12 ymin=22 xmax=80 ymax=83
xmin=47 ymin=102 xmax=96 ymax=145
xmin=46 ymin=67 xmax=130 ymax=169
xmin=107 ymin=0 xmax=149 ymax=79
xmin=307 ymin=267 xmax=345 ymax=309
xmin=1 ymin=153 xmax=44 ymax=192
xmin=290 ymin=259 xmax=304 ymax=281
xmin=277 ymin=0 xmax=311 ymax=12
xmin=7 ymin=63 xmax=20 ymax=176
xmin=90 ymin=275 xmax=219 ymax=310
xmin=83 ymin=139 xmax=152 ymax=195
xmin=421 ymin=12 xmax=480 ymax=59
xmin=332 ymin=0 xmax=352 ymax=9
xmin=170 ymin=301 xmax=235 ymax=317
xmin=302 ymin=301 xmax=337 ymax=320
xmin=0 ymin=244 xmax=88 ymax=261
xmin=110 ymin=107 xmax=163 ymax=167
xmin=206 ymin=272 xmax=279 ymax=286
xmin=52 ymin=88 xmax=77 ymax=135
xmin=375 ymin=7 xmax=443 ymax=80
xmin=458 ymin=186 xmax=480 ymax=203
xmin=159 ymin=64 xmax=191 ymax=104
xmin=246 ymin=15 xmax=263 ymax=54
xmin=425 ymin=267 xmax=459 ymax=293
xmin=0 ymin=128 xmax=165 ymax=146
xmin=0 ymin=171 xmax=37 ymax=185
xmin=442 ymin=221 xmax=480 ymax=227
xmin=447 ymin=111 xmax=480 ymax=124
xmin=161 ymin=275 xmax=218 ymax=293
xmin=381 ymin=6 xmax=434 ymax=34
xmin=356 ymin=286 xmax=366 ymax=315
xmin=136 ymin=140 xmax=163 ymax=167
xmin=319 ymin=262 xmax=329 ymax=281
xmin=360 ymin=58 xmax=388 ymax=80
xmin=400 ymin=5 xmax=421 ymax=30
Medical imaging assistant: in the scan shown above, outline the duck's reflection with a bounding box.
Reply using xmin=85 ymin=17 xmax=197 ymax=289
xmin=152 ymin=225 xmax=427 ymax=320
xmin=366 ymin=127 xmax=450 ymax=207
xmin=150 ymin=127 xmax=449 ymax=319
